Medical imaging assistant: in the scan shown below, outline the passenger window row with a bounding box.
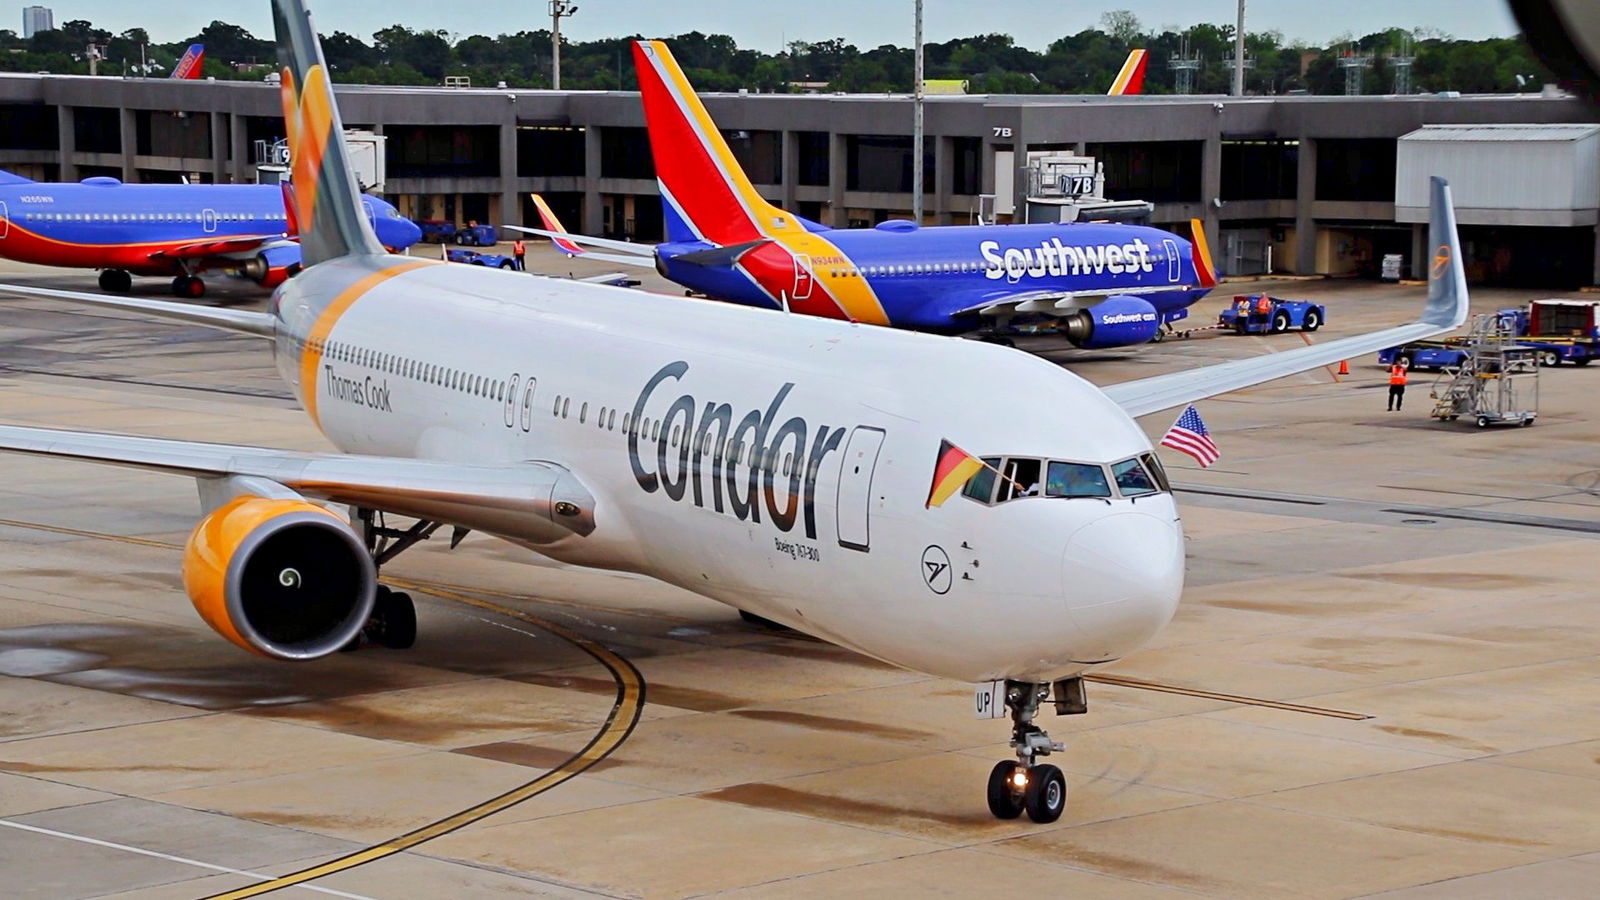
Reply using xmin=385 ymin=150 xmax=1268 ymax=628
xmin=828 ymin=260 xmax=985 ymax=279
xmin=310 ymin=337 xmax=509 ymax=401
xmin=23 ymin=211 xmax=285 ymax=223
xmin=963 ymin=453 xmax=1171 ymax=505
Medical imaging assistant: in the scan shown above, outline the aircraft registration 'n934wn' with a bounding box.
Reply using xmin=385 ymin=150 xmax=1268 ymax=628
xmin=0 ymin=0 xmax=1468 ymax=825
xmin=512 ymin=40 xmax=1215 ymax=350
xmin=0 ymin=169 xmax=421 ymax=298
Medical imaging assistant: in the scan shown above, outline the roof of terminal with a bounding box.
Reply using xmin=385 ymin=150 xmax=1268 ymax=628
xmin=1401 ymin=123 xmax=1600 ymax=142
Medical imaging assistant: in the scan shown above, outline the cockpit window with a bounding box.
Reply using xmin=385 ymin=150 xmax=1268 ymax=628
xmin=1140 ymin=453 xmax=1172 ymax=492
xmin=1046 ymin=461 xmax=1112 ymax=498
xmin=1112 ymin=458 xmax=1158 ymax=496
xmin=962 ymin=457 xmax=1001 ymax=503
xmin=998 ymin=458 xmax=1042 ymax=501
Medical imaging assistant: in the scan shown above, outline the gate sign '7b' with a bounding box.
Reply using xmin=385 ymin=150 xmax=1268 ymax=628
xmin=992 ymin=127 xmax=1013 ymax=139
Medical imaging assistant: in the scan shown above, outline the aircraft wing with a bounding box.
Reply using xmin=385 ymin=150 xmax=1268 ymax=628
xmin=1104 ymin=177 xmax=1469 ymax=419
xmin=149 ymin=234 xmax=292 ymax=261
xmin=504 ymin=224 xmax=655 ymax=257
xmin=0 ymin=283 xmax=275 ymax=337
xmin=0 ymin=424 xmax=594 ymax=537
xmin=951 ymin=284 xmax=1204 ymax=318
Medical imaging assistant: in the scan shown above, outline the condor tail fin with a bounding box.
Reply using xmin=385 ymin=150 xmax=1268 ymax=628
xmin=634 ymin=40 xmax=788 ymax=248
xmin=270 ymin=0 xmax=383 ymax=266
xmin=1107 ymin=50 xmax=1149 ymax=96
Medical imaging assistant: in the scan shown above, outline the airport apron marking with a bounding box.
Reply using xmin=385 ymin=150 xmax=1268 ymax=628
xmin=204 ymin=578 xmax=645 ymax=899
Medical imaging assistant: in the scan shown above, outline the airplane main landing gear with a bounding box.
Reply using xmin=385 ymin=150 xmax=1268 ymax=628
xmin=170 ymin=275 xmax=205 ymax=299
xmin=98 ymin=269 xmax=132 ymax=293
xmin=339 ymin=507 xmax=458 ymax=651
xmin=984 ymin=678 xmax=1086 ymax=824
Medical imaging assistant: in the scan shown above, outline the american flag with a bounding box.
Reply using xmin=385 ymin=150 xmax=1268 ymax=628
xmin=1161 ymin=405 xmax=1220 ymax=468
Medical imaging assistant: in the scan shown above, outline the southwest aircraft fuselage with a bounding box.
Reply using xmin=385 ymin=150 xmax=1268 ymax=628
xmin=273 ymin=257 xmax=1184 ymax=682
xmin=657 ymin=218 xmax=1208 ymax=334
xmin=0 ymin=177 xmax=419 ymax=283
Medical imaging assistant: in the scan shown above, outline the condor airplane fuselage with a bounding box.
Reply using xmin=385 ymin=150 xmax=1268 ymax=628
xmin=0 ymin=171 xmax=421 ymax=297
xmin=517 ymin=41 xmax=1216 ymax=348
xmin=0 ymin=0 xmax=1469 ymax=826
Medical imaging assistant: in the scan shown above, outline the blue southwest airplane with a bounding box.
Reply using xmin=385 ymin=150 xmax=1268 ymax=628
xmin=0 ymin=169 xmax=421 ymax=298
xmin=513 ymin=41 xmax=1216 ymax=349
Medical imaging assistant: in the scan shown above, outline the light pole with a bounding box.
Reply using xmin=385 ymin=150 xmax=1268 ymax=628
xmin=550 ymin=0 xmax=578 ymax=90
xmin=911 ymin=0 xmax=924 ymax=223
xmin=1232 ymin=0 xmax=1246 ymax=96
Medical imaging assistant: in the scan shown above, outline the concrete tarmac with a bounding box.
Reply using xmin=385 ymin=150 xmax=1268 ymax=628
xmin=1 ymin=248 xmax=1598 ymax=898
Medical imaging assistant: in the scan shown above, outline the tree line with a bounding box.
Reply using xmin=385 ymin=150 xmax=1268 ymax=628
xmin=0 ymin=11 xmax=1553 ymax=96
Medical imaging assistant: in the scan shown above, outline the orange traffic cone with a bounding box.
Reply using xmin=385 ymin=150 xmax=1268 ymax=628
xmin=1337 ymin=360 xmax=1350 ymax=375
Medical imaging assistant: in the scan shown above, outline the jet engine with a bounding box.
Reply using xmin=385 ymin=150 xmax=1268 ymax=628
xmin=1060 ymin=295 xmax=1162 ymax=349
xmin=182 ymin=495 xmax=376 ymax=660
xmin=239 ymin=245 xmax=303 ymax=288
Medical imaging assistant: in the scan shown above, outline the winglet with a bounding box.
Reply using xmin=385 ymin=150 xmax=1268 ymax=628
xmin=1189 ymin=218 xmax=1217 ymax=288
xmin=271 ymin=0 xmax=383 ymax=266
xmin=1424 ymin=176 xmax=1469 ymax=328
xmin=530 ymin=194 xmax=588 ymax=257
xmin=1108 ymin=49 xmax=1149 ymax=96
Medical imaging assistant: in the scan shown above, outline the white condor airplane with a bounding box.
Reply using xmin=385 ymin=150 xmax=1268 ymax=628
xmin=0 ymin=0 xmax=1469 ymax=824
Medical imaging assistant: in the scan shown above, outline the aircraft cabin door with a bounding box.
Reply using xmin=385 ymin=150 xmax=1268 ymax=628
xmin=836 ymin=426 xmax=886 ymax=552
xmin=1163 ymin=238 xmax=1180 ymax=282
xmin=0 ymin=201 xmax=8 ymax=239
xmin=792 ymin=254 xmax=815 ymax=301
xmin=201 ymin=208 xmax=218 ymax=233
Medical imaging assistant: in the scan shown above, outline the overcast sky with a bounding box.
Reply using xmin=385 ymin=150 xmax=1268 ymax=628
xmin=36 ymin=1 xmax=1522 ymax=49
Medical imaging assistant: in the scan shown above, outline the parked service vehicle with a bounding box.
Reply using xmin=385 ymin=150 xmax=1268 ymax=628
xmin=1217 ymin=295 xmax=1326 ymax=334
xmin=447 ymin=249 xmax=517 ymax=268
xmin=1381 ymin=299 xmax=1600 ymax=369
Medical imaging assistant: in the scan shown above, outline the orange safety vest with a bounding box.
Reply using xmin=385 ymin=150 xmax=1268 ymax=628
xmin=1389 ymin=365 xmax=1408 ymax=386
xmin=1255 ymin=296 xmax=1272 ymax=314
xmin=513 ymin=240 xmax=525 ymax=254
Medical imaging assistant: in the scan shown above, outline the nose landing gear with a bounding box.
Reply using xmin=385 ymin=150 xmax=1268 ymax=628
xmin=984 ymin=678 xmax=1085 ymax=824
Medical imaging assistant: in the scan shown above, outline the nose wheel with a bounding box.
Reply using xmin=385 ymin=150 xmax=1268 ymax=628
xmin=984 ymin=679 xmax=1082 ymax=823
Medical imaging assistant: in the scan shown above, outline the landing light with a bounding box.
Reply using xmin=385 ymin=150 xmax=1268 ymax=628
xmin=1011 ymin=770 xmax=1029 ymax=788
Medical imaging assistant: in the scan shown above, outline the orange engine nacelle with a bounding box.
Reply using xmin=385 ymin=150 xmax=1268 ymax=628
xmin=183 ymin=495 xmax=376 ymax=660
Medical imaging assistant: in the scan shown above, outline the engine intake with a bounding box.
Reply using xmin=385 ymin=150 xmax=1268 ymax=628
xmin=1061 ymin=295 xmax=1162 ymax=349
xmin=183 ymin=496 xmax=376 ymax=660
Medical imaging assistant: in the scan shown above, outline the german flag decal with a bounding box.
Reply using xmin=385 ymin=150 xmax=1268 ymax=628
xmin=926 ymin=440 xmax=984 ymax=508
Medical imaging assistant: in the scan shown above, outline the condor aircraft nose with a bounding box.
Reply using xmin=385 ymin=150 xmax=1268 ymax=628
xmin=1062 ymin=510 xmax=1183 ymax=661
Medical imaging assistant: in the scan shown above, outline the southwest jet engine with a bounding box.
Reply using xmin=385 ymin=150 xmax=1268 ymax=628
xmin=182 ymin=495 xmax=376 ymax=659
xmin=1059 ymin=296 xmax=1162 ymax=349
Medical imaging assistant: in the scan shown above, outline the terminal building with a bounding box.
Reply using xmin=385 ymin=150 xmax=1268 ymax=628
xmin=0 ymin=73 xmax=1597 ymax=285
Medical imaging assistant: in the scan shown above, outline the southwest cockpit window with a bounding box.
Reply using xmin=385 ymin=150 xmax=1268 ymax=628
xmin=1112 ymin=458 xmax=1158 ymax=497
xmin=1046 ymin=462 xmax=1112 ymax=498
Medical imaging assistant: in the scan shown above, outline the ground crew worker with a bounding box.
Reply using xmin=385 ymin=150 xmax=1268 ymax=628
xmin=1387 ymin=359 xmax=1409 ymax=411
xmin=513 ymin=238 xmax=526 ymax=271
xmin=1255 ymin=295 xmax=1272 ymax=315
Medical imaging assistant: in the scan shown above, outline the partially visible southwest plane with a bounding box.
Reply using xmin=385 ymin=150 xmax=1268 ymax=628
xmin=1108 ymin=49 xmax=1148 ymax=96
xmin=172 ymin=44 xmax=205 ymax=80
xmin=0 ymin=169 xmax=421 ymax=298
xmin=0 ymin=0 xmax=1468 ymax=825
xmin=513 ymin=41 xmax=1210 ymax=350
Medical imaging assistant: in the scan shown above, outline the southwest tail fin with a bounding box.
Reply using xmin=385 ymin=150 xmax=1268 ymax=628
xmin=1108 ymin=49 xmax=1148 ymax=96
xmin=171 ymin=44 xmax=205 ymax=80
xmin=634 ymin=40 xmax=784 ymax=247
xmin=271 ymin=0 xmax=383 ymax=266
xmin=0 ymin=168 xmax=35 ymax=185
xmin=1188 ymin=218 xmax=1218 ymax=288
